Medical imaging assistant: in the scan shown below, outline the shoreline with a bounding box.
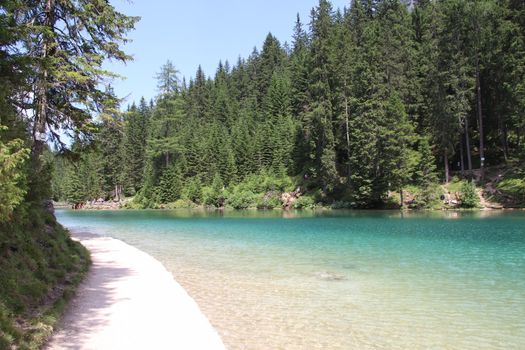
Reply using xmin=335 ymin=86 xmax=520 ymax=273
xmin=46 ymin=230 xmax=225 ymax=350
xmin=53 ymin=202 xmax=525 ymax=211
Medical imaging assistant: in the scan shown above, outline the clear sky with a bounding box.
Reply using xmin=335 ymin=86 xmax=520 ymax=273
xmin=105 ymin=0 xmax=350 ymax=106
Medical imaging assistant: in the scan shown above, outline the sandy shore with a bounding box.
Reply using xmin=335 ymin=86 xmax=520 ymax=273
xmin=46 ymin=231 xmax=225 ymax=350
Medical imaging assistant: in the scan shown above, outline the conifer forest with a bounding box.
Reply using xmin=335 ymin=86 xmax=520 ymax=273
xmin=4 ymin=0 xmax=525 ymax=211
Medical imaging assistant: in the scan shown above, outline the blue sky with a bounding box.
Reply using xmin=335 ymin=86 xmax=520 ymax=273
xmin=105 ymin=0 xmax=350 ymax=106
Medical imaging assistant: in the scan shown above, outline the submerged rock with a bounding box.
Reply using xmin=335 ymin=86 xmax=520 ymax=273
xmin=342 ymin=264 xmax=357 ymax=270
xmin=315 ymin=271 xmax=345 ymax=281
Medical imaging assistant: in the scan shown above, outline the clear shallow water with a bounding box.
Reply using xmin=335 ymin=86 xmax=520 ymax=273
xmin=56 ymin=209 xmax=525 ymax=349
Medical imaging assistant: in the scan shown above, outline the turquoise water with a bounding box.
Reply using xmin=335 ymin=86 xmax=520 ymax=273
xmin=56 ymin=209 xmax=525 ymax=349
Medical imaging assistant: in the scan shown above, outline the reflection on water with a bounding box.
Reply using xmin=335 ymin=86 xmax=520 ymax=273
xmin=58 ymin=207 xmax=522 ymax=220
xmin=56 ymin=209 xmax=525 ymax=349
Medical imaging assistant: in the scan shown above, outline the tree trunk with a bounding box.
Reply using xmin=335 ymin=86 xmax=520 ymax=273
xmin=498 ymin=115 xmax=508 ymax=162
xmin=444 ymin=152 xmax=449 ymax=183
xmin=165 ymin=152 xmax=170 ymax=167
xmin=464 ymin=117 xmax=472 ymax=172
xmin=399 ymin=188 xmax=404 ymax=208
xmin=33 ymin=76 xmax=47 ymax=162
xmin=344 ymin=81 xmax=351 ymax=183
xmin=32 ymin=0 xmax=55 ymax=165
xmin=475 ymin=55 xmax=484 ymax=177
xmin=459 ymin=134 xmax=465 ymax=178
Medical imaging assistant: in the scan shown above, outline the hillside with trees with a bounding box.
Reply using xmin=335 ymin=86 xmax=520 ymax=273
xmin=54 ymin=0 xmax=525 ymax=210
xmin=0 ymin=0 xmax=136 ymax=347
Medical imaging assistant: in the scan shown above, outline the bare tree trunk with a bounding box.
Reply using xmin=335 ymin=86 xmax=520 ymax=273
xmin=475 ymin=55 xmax=484 ymax=178
xmin=459 ymin=134 xmax=465 ymax=178
xmin=498 ymin=115 xmax=508 ymax=162
xmin=399 ymin=188 xmax=404 ymax=208
xmin=33 ymin=75 xmax=47 ymax=161
xmin=165 ymin=152 xmax=170 ymax=167
xmin=444 ymin=152 xmax=450 ymax=184
xmin=464 ymin=117 xmax=472 ymax=171
xmin=344 ymin=81 xmax=351 ymax=183
xmin=114 ymin=184 xmax=123 ymax=202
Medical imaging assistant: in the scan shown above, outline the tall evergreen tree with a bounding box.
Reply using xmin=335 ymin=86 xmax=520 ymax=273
xmin=13 ymin=1 xmax=137 ymax=177
xmin=156 ymin=60 xmax=181 ymax=95
xmin=126 ymin=98 xmax=150 ymax=193
xmin=98 ymin=89 xmax=126 ymax=200
xmin=302 ymin=0 xmax=339 ymax=193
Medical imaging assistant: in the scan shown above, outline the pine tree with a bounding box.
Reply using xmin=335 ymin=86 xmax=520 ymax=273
xmin=256 ymin=33 xmax=286 ymax=107
xmin=412 ymin=0 xmax=444 ymax=138
xmin=505 ymin=0 xmax=525 ymax=159
xmin=98 ymin=89 xmax=126 ymax=201
xmin=148 ymin=94 xmax=184 ymax=169
xmin=377 ymin=93 xmax=417 ymax=206
xmin=188 ymin=65 xmax=211 ymax=120
xmin=347 ymin=3 xmax=383 ymax=206
xmin=414 ymin=136 xmax=438 ymax=187
xmin=123 ymin=98 xmax=150 ymax=194
xmin=0 ymin=126 xmax=29 ymax=222
xmin=12 ymin=1 xmax=137 ymax=176
xmin=156 ymin=60 xmax=180 ymax=95
xmin=231 ymin=115 xmax=256 ymax=179
xmin=430 ymin=0 xmax=474 ymax=182
xmin=302 ymin=0 xmax=339 ymax=193
xmin=290 ymin=14 xmax=310 ymax=116
xmin=155 ymin=165 xmax=182 ymax=203
xmin=413 ymin=136 xmax=439 ymax=207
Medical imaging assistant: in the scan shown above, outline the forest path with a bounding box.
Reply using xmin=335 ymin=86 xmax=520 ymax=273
xmin=45 ymin=232 xmax=225 ymax=350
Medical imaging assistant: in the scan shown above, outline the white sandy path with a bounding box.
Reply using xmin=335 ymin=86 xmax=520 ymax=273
xmin=46 ymin=232 xmax=226 ymax=350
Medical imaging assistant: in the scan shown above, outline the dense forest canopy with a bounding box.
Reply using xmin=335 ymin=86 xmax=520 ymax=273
xmin=1 ymin=0 xmax=138 ymax=216
xmin=0 ymin=0 xmax=136 ymax=347
xmin=50 ymin=0 xmax=525 ymax=209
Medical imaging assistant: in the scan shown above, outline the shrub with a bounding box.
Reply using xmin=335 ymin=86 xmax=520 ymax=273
xmin=182 ymin=178 xmax=202 ymax=204
xmin=123 ymin=197 xmax=145 ymax=209
xmin=331 ymin=201 xmax=352 ymax=209
xmin=293 ymin=195 xmax=315 ymax=209
xmin=203 ymin=174 xmax=225 ymax=208
xmin=405 ymin=184 xmax=443 ymax=209
xmin=165 ymin=199 xmax=196 ymax=209
xmin=256 ymin=193 xmax=281 ymax=209
xmin=460 ymin=181 xmax=480 ymax=208
xmin=227 ymin=191 xmax=256 ymax=209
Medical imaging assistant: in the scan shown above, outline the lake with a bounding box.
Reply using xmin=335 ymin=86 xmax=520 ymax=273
xmin=56 ymin=209 xmax=525 ymax=349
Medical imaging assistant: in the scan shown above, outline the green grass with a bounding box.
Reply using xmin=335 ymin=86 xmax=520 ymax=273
xmin=496 ymin=178 xmax=525 ymax=207
xmin=0 ymin=205 xmax=90 ymax=349
xmin=446 ymin=176 xmax=465 ymax=193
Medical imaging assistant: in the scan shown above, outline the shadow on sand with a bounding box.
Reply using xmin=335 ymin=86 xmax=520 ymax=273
xmin=45 ymin=238 xmax=135 ymax=349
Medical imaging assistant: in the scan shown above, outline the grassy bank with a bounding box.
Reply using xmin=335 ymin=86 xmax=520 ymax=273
xmin=0 ymin=205 xmax=90 ymax=349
